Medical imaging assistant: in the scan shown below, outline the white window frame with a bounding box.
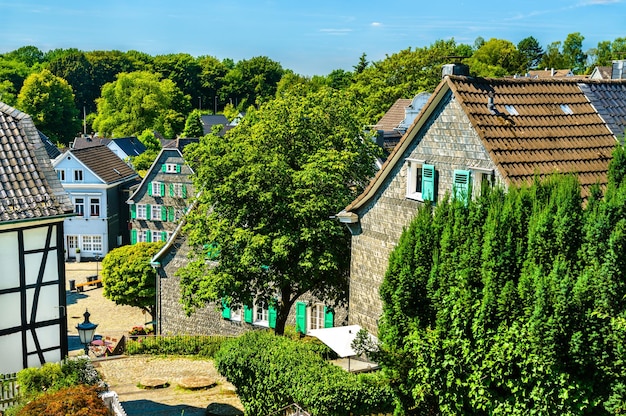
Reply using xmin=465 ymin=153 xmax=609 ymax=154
xmin=151 ymin=181 xmax=163 ymax=197
xmin=254 ymin=300 xmax=269 ymax=326
xmin=470 ymin=167 xmax=495 ymax=199
xmin=151 ymin=205 xmax=162 ymax=221
xmin=136 ymin=204 xmax=147 ymax=220
xmin=165 ymin=163 xmax=178 ymax=173
xmin=308 ymin=303 xmax=326 ymax=331
xmin=89 ymin=197 xmax=100 ymax=218
xmin=81 ymin=235 xmax=103 ymax=252
xmin=74 ymin=197 xmax=85 ymax=216
xmin=74 ymin=169 xmax=83 ymax=182
xmin=406 ymin=159 xmax=425 ymax=201
xmin=56 ymin=169 xmax=65 ymax=181
xmin=230 ymin=306 xmax=242 ymax=322
xmin=173 ymin=183 xmax=184 ymax=197
xmin=137 ymin=229 xmax=149 ymax=243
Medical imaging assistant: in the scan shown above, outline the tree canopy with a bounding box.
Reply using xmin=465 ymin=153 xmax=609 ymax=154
xmin=17 ymin=69 xmax=79 ymax=144
xmin=101 ymin=242 xmax=164 ymax=322
xmin=378 ymin=146 xmax=626 ymax=415
xmin=178 ymin=86 xmax=381 ymax=335
xmin=92 ymin=71 xmax=190 ymax=139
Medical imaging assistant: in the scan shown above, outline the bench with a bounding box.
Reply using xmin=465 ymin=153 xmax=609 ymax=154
xmin=75 ymin=276 xmax=102 ymax=292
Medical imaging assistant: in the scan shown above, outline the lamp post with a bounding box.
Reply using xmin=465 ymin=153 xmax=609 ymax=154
xmin=76 ymin=309 xmax=98 ymax=355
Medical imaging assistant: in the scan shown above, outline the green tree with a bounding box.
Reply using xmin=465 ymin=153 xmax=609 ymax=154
xmin=220 ymin=56 xmax=284 ymax=110
xmin=3 ymin=45 xmax=44 ymax=67
xmin=540 ymin=41 xmax=566 ymax=70
xmin=0 ymin=79 xmax=17 ymax=105
xmin=198 ymin=55 xmax=228 ymax=112
xmin=17 ymin=69 xmax=80 ymax=144
xmin=0 ymin=55 xmax=33 ymax=97
xmin=179 ymin=86 xmax=380 ymax=335
xmin=466 ymin=38 xmax=521 ymax=77
xmin=353 ymin=53 xmax=369 ymax=74
xmin=153 ymin=53 xmax=202 ymax=109
xmin=47 ymin=50 xmax=95 ymax=113
xmin=182 ymin=109 xmax=205 ymax=137
xmin=101 ymin=242 xmax=163 ymax=322
xmin=92 ymin=71 xmax=190 ymax=139
xmin=517 ymin=36 xmax=544 ymax=71
xmin=562 ymin=32 xmax=587 ymax=74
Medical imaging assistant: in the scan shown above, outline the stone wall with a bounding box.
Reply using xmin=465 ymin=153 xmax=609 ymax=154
xmin=349 ymin=92 xmax=502 ymax=335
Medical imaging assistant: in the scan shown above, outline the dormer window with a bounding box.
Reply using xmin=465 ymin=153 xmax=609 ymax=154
xmin=162 ymin=163 xmax=181 ymax=173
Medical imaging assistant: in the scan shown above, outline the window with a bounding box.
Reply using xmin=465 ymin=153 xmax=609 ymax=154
xmin=170 ymin=183 xmax=187 ymax=198
xmin=223 ymin=299 xmax=277 ymax=328
xmin=136 ymin=204 xmax=147 ymax=220
xmin=74 ymin=170 xmax=83 ymax=182
xmin=74 ymin=197 xmax=85 ymax=216
xmin=90 ymin=198 xmax=100 ymax=217
xmin=295 ymin=301 xmax=334 ymax=334
xmin=560 ymin=104 xmax=573 ymax=115
xmin=149 ymin=181 xmax=165 ymax=197
xmin=137 ymin=229 xmax=151 ymax=243
xmin=56 ymin=169 xmax=65 ymax=181
xmin=151 ymin=205 xmax=162 ymax=221
xmin=255 ymin=301 xmax=269 ymax=323
xmin=471 ymin=168 xmax=494 ymax=199
xmin=162 ymin=163 xmax=180 ymax=173
xmin=406 ymin=160 xmax=435 ymax=202
xmin=453 ymin=169 xmax=471 ymax=205
xmin=82 ymin=235 xmax=103 ymax=252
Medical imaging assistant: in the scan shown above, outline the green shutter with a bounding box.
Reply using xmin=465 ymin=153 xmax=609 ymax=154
xmin=422 ymin=164 xmax=435 ymax=201
xmin=146 ymin=204 xmax=151 ymax=220
xmin=324 ymin=307 xmax=334 ymax=328
xmin=182 ymin=184 xmax=187 ymax=198
xmin=147 ymin=182 xmax=153 ymax=196
xmin=161 ymin=231 xmax=167 ymax=241
xmin=244 ymin=305 xmax=253 ymax=323
xmin=130 ymin=204 xmax=136 ymax=219
xmin=268 ymin=300 xmax=277 ymax=329
xmin=161 ymin=205 xmax=167 ymax=221
xmin=160 ymin=183 xmax=165 ymax=196
xmin=295 ymin=302 xmax=307 ymax=334
xmin=221 ymin=299 xmax=231 ymax=319
xmin=168 ymin=206 xmax=175 ymax=222
xmin=169 ymin=183 xmax=174 ymax=197
xmin=176 ymin=164 xmax=181 ymax=173
xmin=146 ymin=230 xmax=152 ymax=242
xmin=131 ymin=229 xmax=137 ymax=245
xmin=161 ymin=164 xmax=166 ymax=173
xmin=453 ymin=169 xmax=471 ymax=205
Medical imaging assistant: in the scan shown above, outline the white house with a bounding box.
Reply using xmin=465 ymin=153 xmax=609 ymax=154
xmin=0 ymin=102 xmax=74 ymax=374
xmin=52 ymin=145 xmax=139 ymax=259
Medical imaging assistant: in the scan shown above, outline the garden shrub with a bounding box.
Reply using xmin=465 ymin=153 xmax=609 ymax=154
xmin=16 ymin=385 xmax=109 ymax=416
xmin=214 ymin=330 xmax=393 ymax=416
xmin=125 ymin=335 xmax=229 ymax=358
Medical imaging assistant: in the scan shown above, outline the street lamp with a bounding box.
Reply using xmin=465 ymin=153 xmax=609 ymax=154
xmin=76 ymin=309 xmax=98 ymax=355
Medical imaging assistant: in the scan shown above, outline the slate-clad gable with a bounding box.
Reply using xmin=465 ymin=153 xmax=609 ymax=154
xmin=578 ymin=81 xmax=626 ymax=141
xmin=0 ymin=102 xmax=73 ymax=222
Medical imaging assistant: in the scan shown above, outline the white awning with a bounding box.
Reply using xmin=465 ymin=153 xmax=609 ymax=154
xmin=308 ymin=325 xmax=378 ymax=358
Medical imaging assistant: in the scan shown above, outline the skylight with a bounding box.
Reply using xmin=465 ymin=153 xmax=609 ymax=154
xmin=560 ymin=104 xmax=574 ymax=115
xmin=504 ymin=105 xmax=519 ymax=115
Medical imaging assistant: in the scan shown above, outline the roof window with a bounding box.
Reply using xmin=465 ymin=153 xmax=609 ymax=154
xmin=504 ymin=105 xmax=519 ymax=115
xmin=560 ymin=104 xmax=574 ymax=115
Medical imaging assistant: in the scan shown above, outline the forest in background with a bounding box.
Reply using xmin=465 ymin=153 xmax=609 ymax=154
xmin=1 ymin=32 xmax=625 ymax=144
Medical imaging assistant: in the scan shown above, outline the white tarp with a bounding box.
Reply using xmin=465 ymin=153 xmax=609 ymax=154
xmin=308 ymin=325 xmax=378 ymax=358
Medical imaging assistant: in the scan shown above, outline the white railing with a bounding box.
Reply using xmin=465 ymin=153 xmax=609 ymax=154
xmin=101 ymin=391 xmax=128 ymax=416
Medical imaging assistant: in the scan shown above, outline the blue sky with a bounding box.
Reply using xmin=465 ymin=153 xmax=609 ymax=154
xmin=1 ymin=0 xmax=623 ymax=76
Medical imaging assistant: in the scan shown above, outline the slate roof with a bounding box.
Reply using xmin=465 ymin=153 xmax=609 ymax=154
xmin=201 ymin=114 xmax=232 ymax=136
xmin=373 ymin=99 xmax=411 ymax=131
xmin=0 ymin=102 xmax=73 ymax=222
xmin=68 ymin=145 xmax=138 ymax=184
xmin=38 ymin=130 xmax=61 ymax=159
xmin=72 ymin=136 xmax=112 ymax=149
xmin=112 ymin=136 xmax=146 ymax=156
xmin=578 ymin=81 xmax=626 ymax=140
xmin=343 ymin=76 xmax=620 ymax=214
xmin=161 ymin=137 xmax=199 ymax=152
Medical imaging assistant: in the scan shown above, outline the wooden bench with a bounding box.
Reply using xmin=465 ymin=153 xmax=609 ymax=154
xmin=75 ymin=276 xmax=102 ymax=292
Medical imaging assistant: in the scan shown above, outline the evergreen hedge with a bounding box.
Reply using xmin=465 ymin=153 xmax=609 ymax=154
xmin=379 ymin=146 xmax=626 ymax=415
xmin=214 ymin=330 xmax=394 ymax=416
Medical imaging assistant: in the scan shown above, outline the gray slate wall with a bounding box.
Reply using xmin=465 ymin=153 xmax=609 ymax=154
xmin=349 ymin=93 xmax=502 ymax=335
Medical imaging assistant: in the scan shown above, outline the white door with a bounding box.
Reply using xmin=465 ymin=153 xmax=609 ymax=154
xmin=67 ymin=235 xmax=78 ymax=257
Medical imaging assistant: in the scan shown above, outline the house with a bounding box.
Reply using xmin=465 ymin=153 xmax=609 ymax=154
xmin=201 ymin=114 xmax=232 ymax=136
xmin=0 ymin=102 xmax=74 ymax=374
xmin=72 ymin=135 xmax=147 ymax=162
xmin=52 ymin=145 xmax=139 ymax=259
xmin=589 ymin=60 xmax=626 ymax=81
xmin=126 ymin=148 xmax=195 ymax=245
xmin=589 ymin=66 xmax=612 ymax=80
xmin=150 ymin=220 xmax=346 ymax=336
xmin=338 ymin=71 xmax=625 ymax=334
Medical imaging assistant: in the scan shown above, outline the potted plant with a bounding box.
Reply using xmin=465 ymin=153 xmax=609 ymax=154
xmin=129 ymin=326 xmax=147 ymax=340
xmin=75 ymin=248 xmax=81 ymax=263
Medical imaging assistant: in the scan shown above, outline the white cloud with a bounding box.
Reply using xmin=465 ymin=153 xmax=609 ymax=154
xmin=320 ymin=28 xmax=353 ymax=35
xmin=371 ymin=22 xmax=382 ymax=27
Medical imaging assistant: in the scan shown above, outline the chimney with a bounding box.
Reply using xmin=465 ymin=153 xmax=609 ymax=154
xmin=442 ymin=63 xmax=470 ymax=79
xmin=551 ymin=68 xmax=555 ymax=77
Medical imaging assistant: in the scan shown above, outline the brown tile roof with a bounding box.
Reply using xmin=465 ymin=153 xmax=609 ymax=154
xmin=0 ymin=102 xmax=73 ymax=222
xmin=449 ymin=76 xmax=616 ymax=197
xmin=373 ymin=98 xmax=411 ymax=131
xmin=527 ymin=69 xmax=576 ymax=78
xmin=342 ymin=76 xmax=618 ymax=214
xmin=69 ymin=145 xmax=138 ymax=184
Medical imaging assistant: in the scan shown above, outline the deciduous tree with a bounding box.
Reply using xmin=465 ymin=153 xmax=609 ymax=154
xmin=179 ymin=86 xmax=380 ymax=335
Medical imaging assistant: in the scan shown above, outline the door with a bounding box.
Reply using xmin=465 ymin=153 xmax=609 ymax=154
xmin=67 ymin=235 xmax=78 ymax=258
